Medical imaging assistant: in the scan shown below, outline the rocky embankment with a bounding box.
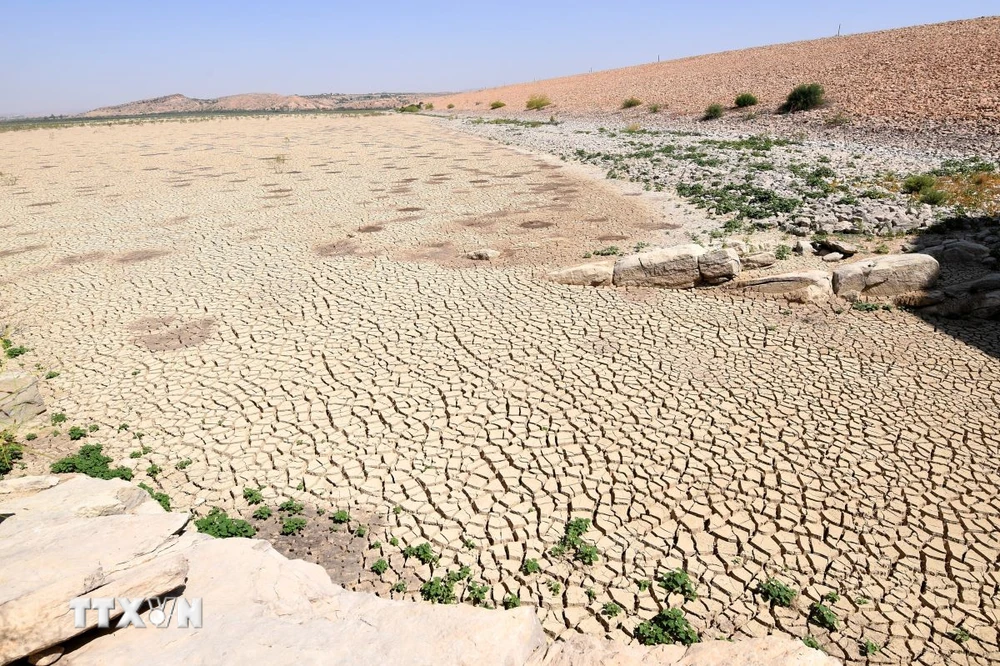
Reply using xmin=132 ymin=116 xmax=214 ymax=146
xmin=0 ymin=474 xmax=838 ymax=665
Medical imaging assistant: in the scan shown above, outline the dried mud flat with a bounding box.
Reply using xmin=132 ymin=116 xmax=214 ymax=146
xmin=2 ymin=114 xmax=999 ymax=665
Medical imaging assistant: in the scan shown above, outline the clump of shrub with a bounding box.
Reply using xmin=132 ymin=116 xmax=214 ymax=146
xmin=51 ymin=444 xmax=133 ymax=480
xmin=67 ymin=426 xmax=88 ymax=441
xmin=526 ymin=94 xmax=552 ymax=110
xmin=621 ymin=97 xmax=642 ymax=109
xmin=243 ymin=487 xmax=264 ymax=504
xmin=403 ymin=542 xmax=439 ymax=565
xmin=808 ymin=601 xmax=839 ymax=631
xmin=920 ymin=189 xmax=948 ymax=205
xmin=398 ymin=104 xmax=420 ymax=113
xmin=756 ymin=578 xmax=796 ymax=607
xmin=467 ymin=581 xmax=490 ymax=605
xmin=0 ymin=431 xmax=23 ymax=479
xmin=447 ymin=103 xmax=455 ymax=109
xmin=902 ymin=174 xmax=936 ymax=194
xmin=781 ymin=83 xmax=825 ymax=113
xmin=195 ymin=507 xmax=256 ymax=538
xmin=490 ymin=100 xmax=506 ymax=110
xmin=371 ymin=559 xmax=389 ymax=575
xmin=657 ymin=569 xmax=698 ymax=601
xmin=735 ymin=93 xmax=758 ymax=108
xmin=252 ymin=506 xmax=272 ymax=520
xmin=703 ymin=104 xmax=724 ymax=120
xmin=424 ymin=103 xmax=434 ymax=110
xmin=280 ymin=516 xmax=307 ymax=536
xmin=331 ymin=509 xmax=350 ymax=524
xmin=775 ymin=244 xmax=791 ymax=260
xmin=647 ymin=103 xmax=661 ymax=113
xmin=636 ymin=608 xmax=699 ymax=645
xmin=278 ymin=499 xmax=304 ymax=515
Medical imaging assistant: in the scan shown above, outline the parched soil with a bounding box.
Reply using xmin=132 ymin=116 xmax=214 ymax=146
xmin=2 ymin=114 xmax=999 ymax=665
xmin=432 ymin=17 xmax=1000 ymax=129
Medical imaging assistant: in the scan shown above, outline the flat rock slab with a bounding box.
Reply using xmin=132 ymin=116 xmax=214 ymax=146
xmin=832 ymin=254 xmax=940 ymax=299
xmin=0 ymin=371 xmax=45 ymax=424
xmin=547 ymin=261 xmax=615 ymax=287
xmin=731 ymin=270 xmax=833 ymax=303
xmin=613 ymin=244 xmax=705 ymax=288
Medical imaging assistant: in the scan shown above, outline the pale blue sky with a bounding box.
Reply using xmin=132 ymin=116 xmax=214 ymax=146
xmin=1 ymin=1 xmax=995 ymax=116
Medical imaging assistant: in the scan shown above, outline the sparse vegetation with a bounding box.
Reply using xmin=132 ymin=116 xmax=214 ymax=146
xmin=803 ymin=636 xmax=823 ymax=651
xmin=503 ymin=594 xmax=521 ymax=609
xmin=467 ymin=581 xmax=490 ymax=605
xmin=331 ymin=509 xmax=350 ymax=524
xmin=636 ymin=609 xmax=699 ymax=646
xmin=781 ymin=83 xmax=825 ymax=113
xmin=398 ymin=104 xmax=420 ymax=113
xmin=278 ymin=499 xmax=304 ymax=514
xmin=808 ymin=601 xmax=839 ymax=631
xmin=860 ymin=638 xmax=880 ymax=656
xmin=551 ymin=518 xmax=600 ymax=564
xmin=195 ymin=507 xmax=256 ymax=538
xmin=447 ymin=103 xmax=455 ymax=109
xmin=775 ymin=244 xmax=791 ymax=260
xmin=622 ymin=97 xmax=642 ymax=109
xmin=371 ymin=559 xmax=389 ymax=575
xmin=252 ymin=506 xmax=272 ymax=520
xmin=735 ymin=93 xmax=758 ymax=108
xmin=521 ymin=559 xmax=541 ymax=575
xmin=950 ymin=626 xmax=972 ymax=644
xmin=676 ymin=182 xmax=800 ymax=220
xmin=703 ymin=104 xmax=724 ymax=120
xmin=647 ymin=103 xmax=661 ymax=113
xmin=51 ymin=412 xmax=67 ymax=425
xmin=138 ymin=482 xmax=171 ymax=511
xmin=526 ymin=94 xmax=552 ymax=110
xmin=51 ymin=444 xmax=133 ymax=480
xmin=489 ymin=101 xmax=506 ymax=110
xmin=0 ymin=431 xmax=23 ymax=479
xmin=67 ymin=426 xmax=88 ymax=441
xmin=602 ymin=602 xmax=622 ymax=617
xmin=243 ymin=487 xmax=264 ymax=504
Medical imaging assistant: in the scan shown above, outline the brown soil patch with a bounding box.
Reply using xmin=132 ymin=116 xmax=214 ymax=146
xmin=130 ymin=316 xmax=216 ymax=351
xmin=116 ymin=249 xmax=170 ymax=263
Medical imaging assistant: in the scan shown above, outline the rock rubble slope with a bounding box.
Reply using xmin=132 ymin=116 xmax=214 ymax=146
xmin=0 ymin=474 xmax=837 ymax=666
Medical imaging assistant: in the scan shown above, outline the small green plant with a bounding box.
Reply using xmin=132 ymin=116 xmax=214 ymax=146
xmin=503 ymin=594 xmax=521 ymax=609
xmin=176 ymin=458 xmax=192 ymax=470
xmin=585 ymin=587 xmax=597 ymax=602
xmin=371 ymin=559 xmax=389 ymax=575
xmin=389 ymin=537 xmax=399 ymax=547
xmin=822 ymin=591 xmax=840 ymax=603
xmin=860 ymin=638 xmax=880 ymax=656
xmin=3 ymin=343 xmax=28 ymax=358
xmin=24 ymin=432 xmax=37 ymax=441
xmin=447 ymin=103 xmax=455 ymax=109
xmin=0 ymin=431 xmax=23 ymax=479
xmin=243 ymin=487 xmax=264 ymax=504
xmin=137 ymin=482 xmax=171 ymax=511
xmin=51 ymin=444 xmax=133 ymax=480
xmin=403 ymin=542 xmax=439 ymax=565
xmin=902 ymin=174 xmax=935 ymax=194
xmin=602 ymin=602 xmax=622 ymax=617
xmin=647 ymin=103 xmax=661 ymax=113
xmin=775 ymin=244 xmax=791 ymax=260
xmin=592 ymin=246 xmax=620 ymax=256
xmin=331 ymin=509 xmax=350 ymax=523
xmin=852 ymin=301 xmax=880 ymax=312
xmin=703 ymin=104 xmax=724 ymax=120
xmin=424 ymin=103 xmax=434 ymax=110
xmin=657 ymin=569 xmax=698 ymax=601
xmin=117 ymin=423 xmax=130 ymax=432
xmin=526 ymin=94 xmax=552 ymax=110
xmin=88 ymin=424 xmax=99 ymax=432
xmin=67 ymin=426 xmax=88 ymax=441
xmin=803 ymin=636 xmax=823 ymax=651
xmin=462 ymin=537 xmax=476 ymax=549
xmin=920 ymin=189 xmax=948 ymax=205
xmin=146 ymin=463 xmax=161 ymax=478
xmin=281 ymin=516 xmax=307 ymax=536
xmin=370 ymin=541 xmax=382 ymax=549
xmin=808 ymin=602 xmax=839 ymax=631
xmin=489 ymin=100 xmax=506 ymax=110
xmin=555 ymin=518 xmax=600 ymax=564
xmin=467 ymin=581 xmax=490 ymax=605
xmin=637 ymin=579 xmax=652 ymax=592
xmin=45 ymin=371 xmax=60 ymax=379
xmin=855 ymin=596 xmax=870 ymax=605
xmin=521 ymin=559 xmax=541 ymax=575
xmin=547 ymin=580 xmax=561 ymax=595
xmin=391 ymin=580 xmax=407 ymax=593
xmin=129 ymin=450 xmax=142 ymax=459
xmin=252 ymin=506 xmax=272 ymax=520
xmin=621 ymin=97 xmax=642 ymax=109
xmin=355 ymin=525 xmax=367 ymax=537
xmin=195 ymin=507 xmax=256 ymax=538
xmin=51 ymin=413 xmax=67 ymax=425
xmin=279 ymin=499 xmax=304 ymax=514
xmin=735 ymin=93 xmax=758 ymax=108
xmin=781 ymin=83 xmax=825 ymax=113
xmin=420 ymin=577 xmax=457 ymax=604
xmin=874 ymin=243 xmax=889 ymax=254
xmin=757 ymin=578 xmax=797 ymax=607
xmin=950 ymin=626 xmax=972 ymax=644
xmin=393 ymin=504 xmax=402 ymax=515
xmin=636 ymin=608 xmax=699 ymax=646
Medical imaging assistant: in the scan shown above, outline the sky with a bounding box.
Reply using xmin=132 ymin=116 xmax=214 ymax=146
xmin=1 ymin=1 xmax=996 ymax=117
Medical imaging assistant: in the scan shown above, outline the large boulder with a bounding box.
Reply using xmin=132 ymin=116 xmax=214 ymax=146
xmin=731 ymin=270 xmax=833 ymax=303
xmin=920 ymin=240 xmax=991 ymax=264
xmin=698 ymin=248 xmax=741 ymax=285
xmin=0 ymin=372 xmax=45 ymax=424
xmin=547 ymin=261 xmax=615 ymax=287
xmin=613 ymin=244 xmax=705 ymax=288
xmin=817 ymin=238 xmax=857 ymax=257
xmin=832 ymin=254 xmax=940 ymax=300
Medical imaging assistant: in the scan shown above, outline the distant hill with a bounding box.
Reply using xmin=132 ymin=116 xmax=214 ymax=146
xmin=432 ymin=16 xmax=1000 ymax=127
xmin=81 ymin=92 xmax=440 ymax=117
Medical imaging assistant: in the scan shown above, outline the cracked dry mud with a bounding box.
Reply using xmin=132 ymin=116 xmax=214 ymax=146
xmin=2 ymin=114 xmax=999 ymax=665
